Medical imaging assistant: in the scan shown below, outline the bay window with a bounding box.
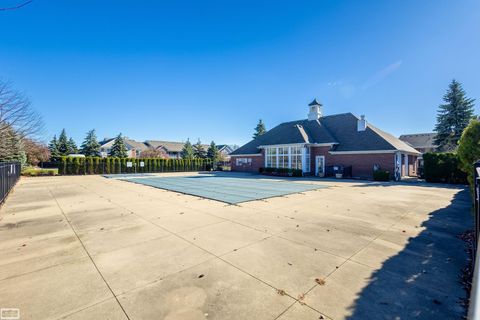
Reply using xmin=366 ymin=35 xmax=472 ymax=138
xmin=264 ymin=145 xmax=310 ymax=172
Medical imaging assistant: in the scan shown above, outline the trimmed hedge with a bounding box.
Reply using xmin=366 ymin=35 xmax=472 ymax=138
xmin=259 ymin=167 xmax=303 ymax=177
xmin=57 ymin=157 xmax=212 ymax=175
xmin=22 ymin=168 xmax=58 ymax=176
xmin=423 ymin=152 xmax=467 ymax=184
xmin=373 ymin=169 xmax=390 ymax=181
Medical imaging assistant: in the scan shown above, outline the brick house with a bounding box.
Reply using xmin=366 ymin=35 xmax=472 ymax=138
xmin=399 ymin=133 xmax=438 ymax=171
xmin=230 ymin=99 xmax=420 ymax=180
xmin=399 ymin=133 xmax=438 ymax=154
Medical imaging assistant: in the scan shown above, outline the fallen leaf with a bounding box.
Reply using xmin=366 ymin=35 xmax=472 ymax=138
xmin=277 ymin=289 xmax=286 ymax=296
xmin=298 ymin=293 xmax=306 ymax=305
xmin=315 ymin=278 xmax=326 ymax=286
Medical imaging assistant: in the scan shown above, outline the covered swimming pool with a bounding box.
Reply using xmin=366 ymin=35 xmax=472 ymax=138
xmin=116 ymin=174 xmax=327 ymax=204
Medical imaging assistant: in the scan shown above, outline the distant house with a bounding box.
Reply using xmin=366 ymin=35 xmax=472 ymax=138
xmin=144 ymin=140 xmax=185 ymax=159
xmin=399 ymin=133 xmax=437 ymax=171
xmin=399 ymin=133 xmax=437 ymax=154
xmin=99 ymin=138 xmax=149 ymax=158
xmin=99 ymin=138 xmax=232 ymax=159
xmin=216 ymin=144 xmax=237 ymax=160
xmin=144 ymin=140 xmax=211 ymax=159
xmin=230 ymin=99 xmax=420 ymax=179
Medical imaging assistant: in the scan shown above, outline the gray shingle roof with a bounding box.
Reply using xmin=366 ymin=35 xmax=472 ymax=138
xmin=231 ymin=113 xmax=420 ymax=155
xmin=399 ymin=133 xmax=437 ymax=149
xmin=145 ymin=140 xmax=185 ymax=153
xmin=145 ymin=140 xmax=209 ymax=153
xmin=99 ymin=138 xmax=148 ymax=151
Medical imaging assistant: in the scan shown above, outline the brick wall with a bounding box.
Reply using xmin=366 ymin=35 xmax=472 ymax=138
xmin=231 ymin=147 xmax=417 ymax=179
xmin=311 ymin=146 xmax=395 ymax=179
xmin=231 ymin=152 xmax=264 ymax=172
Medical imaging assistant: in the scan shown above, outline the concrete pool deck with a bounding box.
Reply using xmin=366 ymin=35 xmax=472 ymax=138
xmin=0 ymin=172 xmax=473 ymax=319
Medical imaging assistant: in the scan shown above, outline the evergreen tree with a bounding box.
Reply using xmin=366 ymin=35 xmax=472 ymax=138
xmin=48 ymin=135 xmax=60 ymax=159
xmin=57 ymin=129 xmax=69 ymax=155
xmin=181 ymin=139 xmax=194 ymax=159
xmin=67 ymin=138 xmax=78 ymax=154
xmin=109 ymin=134 xmax=128 ymax=158
xmin=0 ymin=125 xmax=24 ymax=163
xmin=253 ymin=119 xmax=266 ymax=139
xmin=193 ymin=139 xmax=207 ymax=159
xmin=458 ymin=118 xmax=480 ymax=190
xmin=434 ymin=80 xmax=475 ymax=151
xmin=80 ymin=129 xmax=100 ymax=156
xmin=207 ymin=141 xmax=220 ymax=161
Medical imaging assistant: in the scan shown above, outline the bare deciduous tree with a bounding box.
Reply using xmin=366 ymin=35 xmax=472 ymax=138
xmin=0 ymin=80 xmax=44 ymax=140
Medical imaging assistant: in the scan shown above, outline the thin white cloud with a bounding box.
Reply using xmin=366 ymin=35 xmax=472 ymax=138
xmin=327 ymin=79 xmax=356 ymax=99
xmin=362 ymin=60 xmax=402 ymax=90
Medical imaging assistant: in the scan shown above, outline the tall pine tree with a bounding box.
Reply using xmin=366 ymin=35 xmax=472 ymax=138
xmin=193 ymin=139 xmax=207 ymax=159
xmin=80 ymin=129 xmax=100 ymax=156
xmin=207 ymin=141 xmax=220 ymax=161
xmin=57 ymin=129 xmax=69 ymax=155
xmin=434 ymin=80 xmax=475 ymax=151
xmin=181 ymin=139 xmax=194 ymax=159
xmin=48 ymin=135 xmax=60 ymax=159
xmin=67 ymin=138 xmax=78 ymax=154
xmin=253 ymin=119 xmax=266 ymax=139
xmin=109 ymin=134 xmax=128 ymax=158
xmin=0 ymin=125 xmax=24 ymax=163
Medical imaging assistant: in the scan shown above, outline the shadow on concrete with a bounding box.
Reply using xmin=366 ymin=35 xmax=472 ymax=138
xmin=346 ymin=188 xmax=473 ymax=319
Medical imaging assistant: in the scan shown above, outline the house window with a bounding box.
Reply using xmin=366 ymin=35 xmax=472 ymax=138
xmin=305 ymin=147 xmax=310 ymax=172
xmin=236 ymin=158 xmax=252 ymax=166
xmin=266 ymin=148 xmax=277 ymax=167
xmin=278 ymin=147 xmax=289 ymax=168
xmin=265 ymin=146 xmax=309 ymax=172
xmin=291 ymin=146 xmax=302 ymax=170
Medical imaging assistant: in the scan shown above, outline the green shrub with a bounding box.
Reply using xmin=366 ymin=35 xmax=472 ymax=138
xmin=259 ymin=167 xmax=303 ymax=177
xmin=458 ymin=119 xmax=480 ymax=190
xmin=423 ymin=152 xmax=467 ymax=184
xmin=22 ymin=168 xmax=58 ymax=176
xmin=373 ymin=169 xmax=390 ymax=181
xmin=54 ymin=156 xmax=211 ymax=175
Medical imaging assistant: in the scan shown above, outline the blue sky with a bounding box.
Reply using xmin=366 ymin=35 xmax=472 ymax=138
xmin=1 ymin=0 xmax=479 ymax=146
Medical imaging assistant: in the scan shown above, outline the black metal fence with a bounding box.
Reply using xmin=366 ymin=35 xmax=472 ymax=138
xmin=474 ymin=161 xmax=480 ymax=253
xmin=469 ymin=161 xmax=480 ymax=319
xmin=0 ymin=161 xmax=21 ymax=205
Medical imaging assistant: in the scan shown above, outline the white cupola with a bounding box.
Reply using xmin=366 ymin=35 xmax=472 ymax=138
xmin=307 ymin=98 xmax=322 ymax=121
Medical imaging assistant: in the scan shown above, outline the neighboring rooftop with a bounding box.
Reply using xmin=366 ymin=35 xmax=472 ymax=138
xmin=145 ymin=140 xmax=186 ymax=153
xmin=399 ymin=133 xmax=437 ymax=149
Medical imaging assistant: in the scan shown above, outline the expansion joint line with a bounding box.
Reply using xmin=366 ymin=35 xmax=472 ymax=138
xmin=47 ymin=187 xmax=131 ymax=320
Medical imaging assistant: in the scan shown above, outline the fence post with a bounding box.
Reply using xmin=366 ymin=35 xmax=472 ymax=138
xmin=0 ymin=161 xmax=21 ymax=206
